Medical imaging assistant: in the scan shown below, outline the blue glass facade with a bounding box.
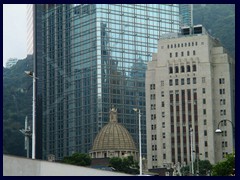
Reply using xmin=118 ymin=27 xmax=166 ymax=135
xmin=36 ymin=4 xmax=191 ymax=160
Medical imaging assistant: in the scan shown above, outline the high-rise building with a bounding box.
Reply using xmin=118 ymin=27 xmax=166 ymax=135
xmin=27 ymin=4 xmax=44 ymax=159
xmin=32 ymin=4 xmax=192 ymax=160
xmin=145 ymin=25 xmax=235 ymax=170
xmin=179 ymin=4 xmax=193 ymax=27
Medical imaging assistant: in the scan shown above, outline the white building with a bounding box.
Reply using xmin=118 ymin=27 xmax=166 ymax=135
xmin=5 ymin=58 xmax=18 ymax=68
xmin=145 ymin=25 xmax=235 ymax=170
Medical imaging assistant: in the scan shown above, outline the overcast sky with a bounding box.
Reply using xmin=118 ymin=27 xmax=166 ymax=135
xmin=3 ymin=4 xmax=27 ymax=67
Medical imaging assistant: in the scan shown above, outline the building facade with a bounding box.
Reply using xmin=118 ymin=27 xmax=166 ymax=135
xmin=146 ymin=25 xmax=235 ymax=170
xmin=32 ymin=4 xmax=192 ymax=160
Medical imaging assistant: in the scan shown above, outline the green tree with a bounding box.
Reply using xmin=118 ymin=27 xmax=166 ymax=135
xmin=180 ymin=160 xmax=212 ymax=176
xmin=62 ymin=153 xmax=91 ymax=166
xmin=109 ymin=156 xmax=139 ymax=174
xmin=212 ymin=153 xmax=235 ymax=176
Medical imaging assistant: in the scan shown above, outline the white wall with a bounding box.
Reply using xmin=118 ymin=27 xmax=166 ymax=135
xmin=3 ymin=155 xmax=133 ymax=176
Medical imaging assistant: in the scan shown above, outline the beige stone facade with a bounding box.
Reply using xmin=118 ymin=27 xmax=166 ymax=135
xmin=89 ymin=108 xmax=138 ymax=160
xmin=146 ymin=26 xmax=235 ymax=170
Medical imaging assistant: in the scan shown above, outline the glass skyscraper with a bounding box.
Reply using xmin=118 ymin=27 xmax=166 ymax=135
xmin=32 ymin=4 xmax=192 ymax=160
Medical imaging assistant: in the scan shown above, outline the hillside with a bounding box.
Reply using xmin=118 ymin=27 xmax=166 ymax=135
xmin=193 ymin=4 xmax=235 ymax=58
xmin=3 ymin=55 xmax=33 ymax=156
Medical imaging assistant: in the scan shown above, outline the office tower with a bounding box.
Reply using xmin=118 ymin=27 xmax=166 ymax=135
xmin=146 ymin=25 xmax=235 ymax=170
xmin=32 ymin=4 xmax=192 ymax=160
xmin=179 ymin=4 xmax=193 ymax=27
xmin=27 ymin=4 xmax=44 ymax=159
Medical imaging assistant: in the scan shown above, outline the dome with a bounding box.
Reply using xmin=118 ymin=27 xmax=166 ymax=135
xmin=91 ymin=108 xmax=137 ymax=152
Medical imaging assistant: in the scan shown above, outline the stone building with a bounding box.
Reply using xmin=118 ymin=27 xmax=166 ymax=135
xmin=89 ymin=108 xmax=138 ymax=160
xmin=145 ymin=25 xmax=235 ymax=170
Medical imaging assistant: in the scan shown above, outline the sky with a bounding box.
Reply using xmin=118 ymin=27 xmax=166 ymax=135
xmin=3 ymin=4 xmax=27 ymax=67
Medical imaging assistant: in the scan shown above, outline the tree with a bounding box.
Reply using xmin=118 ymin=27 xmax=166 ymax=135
xmin=62 ymin=153 xmax=91 ymax=166
xmin=212 ymin=153 xmax=235 ymax=176
xmin=109 ymin=156 xmax=139 ymax=174
xmin=180 ymin=160 xmax=212 ymax=176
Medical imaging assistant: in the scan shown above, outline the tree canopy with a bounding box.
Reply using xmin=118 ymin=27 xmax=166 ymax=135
xmin=211 ymin=153 xmax=235 ymax=176
xmin=61 ymin=153 xmax=91 ymax=166
xmin=109 ymin=156 xmax=139 ymax=174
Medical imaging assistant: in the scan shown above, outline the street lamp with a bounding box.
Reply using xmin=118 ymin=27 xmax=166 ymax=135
xmin=215 ymin=119 xmax=235 ymax=151
xmin=133 ymin=108 xmax=142 ymax=176
xmin=24 ymin=70 xmax=38 ymax=159
xmin=190 ymin=128 xmax=194 ymax=175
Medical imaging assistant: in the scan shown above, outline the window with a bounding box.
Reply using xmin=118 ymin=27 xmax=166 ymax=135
xmin=181 ymin=52 xmax=184 ymax=56
xmin=205 ymin=152 xmax=208 ymax=158
xmin=181 ymin=66 xmax=185 ymax=72
xmin=187 ymin=51 xmax=190 ymax=56
xmin=150 ymin=84 xmax=155 ymax=90
xmin=175 ymin=52 xmax=178 ymax=57
xmin=151 ymin=114 xmax=156 ymax=120
xmin=187 ymin=78 xmax=190 ymax=85
xmin=175 ymin=66 xmax=179 ymax=73
xmin=203 ymin=109 xmax=206 ymax=115
xmin=219 ymin=78 xmax=225 ymax=84
xmin=193 ymin=77 xmax=196 ymax=84
xmin=169 ymin=67 xmax=173 ymax=73
xmin=150 ymin=94 xmax=155 ymax=100
xmin=152 ymin=134 xmax=157 ymax=140
xmin=220 ymin=109 xmax=226 ymax=116
xmin=170 ymin=53 xmax=172 ymax=58
xmin=202 ymin=88 xmax=206 ymax=94
xmin=220 ymin=89 xmax=225 ymax=95
xmin=193 ymin=50 xmax=196 ymax=55
xmin=187 ymin=65 xmax=191 ymax=72
xmin=162 ymin=122 xmax=165 ymax=128
xmin=162 ymin=132 xmax=166 ymax=138
xmin=204 ymin=119 xmax=207 ymax=125
xmin=162 ymin=112 xmax=165 ymax=118
xmin=161 ymin=91 xmax=164 ymax=97
xmin=205 ymin=141 xmax=208 ymax=147
xmin=151 ymin=104 xmax=156 ymax=110
xmin=203 ymin=98 xmax=206 ymax=104
xmin=193 ymin=64 xmax=196 ymax=71
xmin=220 ymin=99 xmax=226 ymax=105
xmin=195 ymin=42 xmax=198 ymax=46
xmin=181 ymin=78 xmax=184 ymax=85
xmin=163 ymin=153 xmax=166 ymax=159
xmin=169 ymin=79 xmax=173 ymax=86
xmin=204 ymin=130 xmax=207 ymax=136
xmin=162 ymin=101 xmax=165 ymax=107
xmin=175 ymin=79 xmax=179 ymax=85
xmin=151 ymin=124 xmax=156 ymax=130
xmin=161 ymin=81 xmax=164 ymax=86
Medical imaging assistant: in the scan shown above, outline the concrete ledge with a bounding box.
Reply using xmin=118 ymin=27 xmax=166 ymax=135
xmin=3 ymin=155 xmax=132 ymax=176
